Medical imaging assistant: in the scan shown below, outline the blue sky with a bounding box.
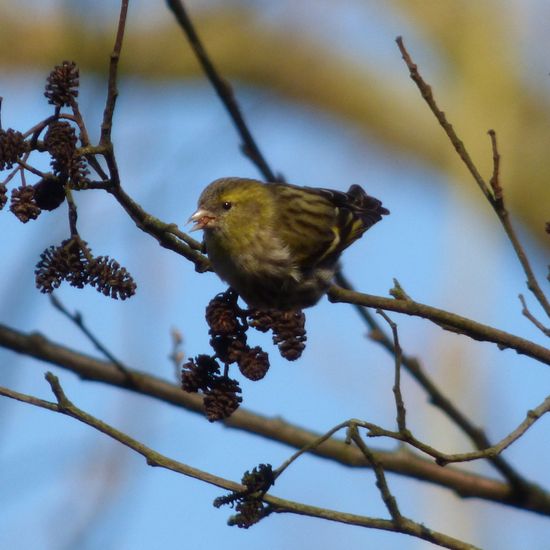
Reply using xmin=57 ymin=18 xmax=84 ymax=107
xmin=1 ymin=3 xmax=549 ymax=549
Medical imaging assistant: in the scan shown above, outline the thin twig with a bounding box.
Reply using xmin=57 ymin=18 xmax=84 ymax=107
xmin=335 ymin=271 xmax=530 ymax=490
xmin=108 ymin=184 xmax=210 ymax=272
xmin=164 ymin=223 xmax=205 ymax=252
xmin=488 ymin=129 xmax=503 ymax=206
xmin=1 ymin=164 xmax=22 ymax=187
xmin=65 ymin=187 xmax=79 ymax=236
xmin=16 ymin=160 xmax=46 ymax=178
xmin=395 ymin=37 xmax=492 ymax=203
xmin=169 ymin=327 xmax=185 ymax=381
xmin=348 ymin=423 xmax=403 ymax=524
xmin=362 ymin=393 xmax=550 ymax=466
xmin=274 ymin=421 xmax=350 ymax=480
xmin=376 ymin=310 xmax=407 ymax=433
xmin=49 ymin=294 xmax=129 ymax=375
xmin=328 ymin=285 xmax=550 ymax=367
xmin=2 ymin=322 xmax=549 ymax=516
xmin=396 ymin=36 xmax=550 ymax=319
xmin=0 ymin=376 xmax=479 ymax=550
xmin=100 ymin=0 xmax=129 ymax=145
xmin=165 ymin=0 xmax=277 ymax=182
xmin=69 ymin=100 xmax=109 ymax=182
xmin=519 ymin=294 xmax=550 ymax=337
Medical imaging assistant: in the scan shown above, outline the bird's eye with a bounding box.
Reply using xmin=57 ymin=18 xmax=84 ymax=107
xmin=222 ymin=201 xmax=232 ymax=210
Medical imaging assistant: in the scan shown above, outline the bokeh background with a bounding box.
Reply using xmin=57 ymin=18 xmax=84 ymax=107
xmin=1 ymin=1 xmax=549 ymax=548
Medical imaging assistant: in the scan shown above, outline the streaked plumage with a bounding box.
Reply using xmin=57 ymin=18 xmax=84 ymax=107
xmin=190 ymin=177 xmax=388 ymax=310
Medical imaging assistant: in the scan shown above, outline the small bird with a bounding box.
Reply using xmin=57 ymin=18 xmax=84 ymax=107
xmin=190 ymin=177 xmax=388 ymax=310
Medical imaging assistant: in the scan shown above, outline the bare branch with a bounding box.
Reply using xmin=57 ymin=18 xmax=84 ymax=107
xmin=396 ymin=36 xmax=550 ymax=319
xmin=107 ymin=183 xmax=210 ymax=272
xmin=1 ymin=322 xmax=550 ymax=516
xmin=376 ymin=310 xmax=407 ymax=433
xmin=274 ymin=421 xmax=350 ymax=480
xmin=335 ymin=271 xmax=530 ymax=489
xmin=348 ymin=423 xmax=403 ymax=524
xmin=0 ymin=376 xmax=479 ymax=550
xmin=488 ymin=129 xmax=503 ymax=206
xmin=328 ymin=285 xmax=550 ymax=367
xmin=362 ymin=393 xmax=550 ymax=466
xmin=395 ymin=37 xmax=492 ymax=203
xmin=100 ymin=0 xmax=129 ymax=145
xmin=519 ymin=294 xmax=550 ymax=337
xmin=165 ymin=0 xmax=277 ymax=182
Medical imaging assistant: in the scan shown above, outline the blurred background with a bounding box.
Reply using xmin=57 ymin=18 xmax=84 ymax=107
xmin=0 ymin=1 xmax=549 ymax=548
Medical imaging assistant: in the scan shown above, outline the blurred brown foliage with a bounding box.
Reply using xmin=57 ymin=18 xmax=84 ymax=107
xmin=2 ymin=1 xmax=548 ymax=243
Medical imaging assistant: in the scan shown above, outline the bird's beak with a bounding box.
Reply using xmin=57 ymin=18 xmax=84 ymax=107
xmin=188 ymin=208 xmax=217 ymax=232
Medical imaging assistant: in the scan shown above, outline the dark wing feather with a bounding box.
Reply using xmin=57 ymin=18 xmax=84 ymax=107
xmin=315 ymin=183 xmax=389 ymax=246
xmin=269 ymin=182 xmax=388 ymax=269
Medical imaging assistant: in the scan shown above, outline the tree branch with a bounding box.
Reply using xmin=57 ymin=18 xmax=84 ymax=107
xmin=396 ymin=36 xmax=550 ymax=319
xmin=327 ymin=285 xmax=550 ymax=367
xmin=1 ymin=322 xmax=549 ymax=516
xmin=334 ymin=272 xmax=535 ymax=490
xmin=0 ymin=374 xmax=479 ymax=550
xmin=361 ymin=395 xmax=550 ymax=466
xmin=107 ymin=183 xmax=210 ymax=272
xmin=100 ymin=0 xmax=129 ymax=145
xmin=165 ymin=0 xmax=277 ymax=182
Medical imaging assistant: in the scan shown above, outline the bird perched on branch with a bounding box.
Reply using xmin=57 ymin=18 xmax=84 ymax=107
xmin=190 ymin=177 xmax=388 ymax=310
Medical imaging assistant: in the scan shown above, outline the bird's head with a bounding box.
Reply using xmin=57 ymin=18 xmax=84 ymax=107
xmin=189 ymin=177 xmax=268 ymax=235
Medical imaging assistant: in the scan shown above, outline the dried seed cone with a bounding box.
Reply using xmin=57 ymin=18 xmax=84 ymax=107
xmin=44 ymin=61 xmax=79 ymax=107
xmin=181 ymin=355 xmax=220 ymax=393
xmin=0 ymin=183 xmax=7 ymax=210
xmin=87 ymin=256 xmax=137 ymax=300
xmin=0 ymin=129 xmax=26 ymax=171
xmin=272 ymin=310 xmax=307 ymax=361
xmin=247 ymin=309 xmax=274 ymax=333
xmin=229 ymin=499 xmax=265 ymax=529
xmin=209 ymin=334 xmax=248 ymax=364
xmin=248 ymin=309 xmax=307 ymax=361
xmin=237 ymin=346 xmax=270 ymax=381
xmin=44 ymin=121 xmax=77 ymax=177
xmin=10 ymin=185 xmax=41 ymax=223
xmin=35 ymin=238 xmax=87 ymax=292
xmin=203 ymin=377 xmax=242 ymax=422
xmin=242 ymin=464 xmax=274 ymax=492
xmin=206 ymin=292 xmax=242 ymax=334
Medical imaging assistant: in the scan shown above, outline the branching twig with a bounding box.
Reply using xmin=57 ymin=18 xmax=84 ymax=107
xmin=335 ymin=271 xmax=530 ymax=490
xmin=2 ymin=322 xmax=550 ymax=516
xmin=376 ymin=310 xmax=407 ymax=433
xmin=328 ymin=285 xmax=550 ymax=367
xmin=348 ymin=423 xmax=403 ymax=525
xmin=274 ymin=421 xmax=350 ymax=480
xmin=519 ymin=294 xmax=550 ymax=337
xmin=108 ymin=184 xmax=210 ymax=272
xmin=488 ymin=129 xmax=503 ymax=206
xmin=362 ymin=393 xmax=550 ymax=466
xmin=0 ymin=376 xmax=480 ymax=550
xmin=396 ymin=36 xmax=550 ymax=319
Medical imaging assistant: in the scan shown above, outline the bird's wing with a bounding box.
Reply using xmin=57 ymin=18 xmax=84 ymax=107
xmin=268 ymin=183 xmax=338 ymax=268
xmin=269 ymin=183 xmax=388 ymax=269
xmin=315 ymin=184 xmax=389 ymax=244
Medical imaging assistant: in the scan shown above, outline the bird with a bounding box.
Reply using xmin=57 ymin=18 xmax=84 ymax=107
xmin=189 ymin=177 xmax=388 ymax=311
